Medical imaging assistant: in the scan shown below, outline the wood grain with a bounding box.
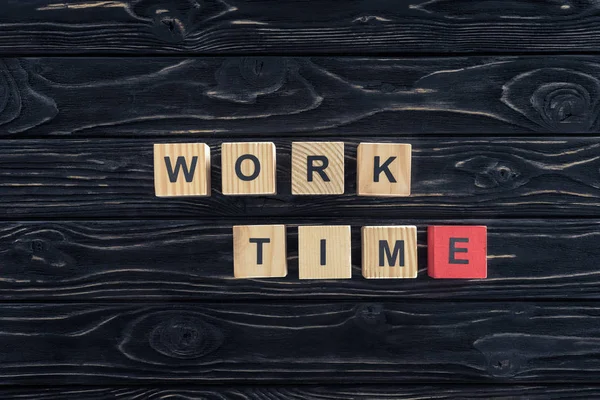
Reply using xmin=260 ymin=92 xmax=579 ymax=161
xmin=1 ymin=1 xmax=600 ymax=54
xmin=2 ymin=138 xmax=600 ymax=218
xmin=3 ymin=57 xmax=600 ymax=136
xmin=1 ymin=302 xmax=600 ymax=383
xmin=1 ymin=218 xmax=599 ymax=300
xmin=2 ymin=385 xmax=600 ymax=399
xmin=361 ymin=226 xmax=418 ymax=279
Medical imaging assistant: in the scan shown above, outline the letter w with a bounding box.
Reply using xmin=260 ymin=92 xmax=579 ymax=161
xmin=164 ymin=156 xmax=198 ymax=183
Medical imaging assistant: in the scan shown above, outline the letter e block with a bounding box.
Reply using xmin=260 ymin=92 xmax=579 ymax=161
xmin=362 ymin=226 xmax=418 ymax=279
xmin=154 ymin=143 xmax=211 ymax=197
xmin=298 ymin=226 xmax=351 ymax=279
xmin=233 ymin=225 xmax=287 ymax=278
xmin=428 ymin=226 xmax=487 ymax=279
xmin=357 ymin=143 xmax=411 ymax=197
xmin=222 ymin=142 xmax=276 ymax=195
xmin=292 ymin=142 xmax=344 ymax=195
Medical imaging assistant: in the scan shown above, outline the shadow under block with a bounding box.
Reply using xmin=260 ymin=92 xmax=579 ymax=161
xmin=357 ymin=143 xmax=412 ymax=197
xmin=361 ymin=226 xmax=418 ymax=279
xmin=292 ymin=142 xmax=344 ymax=195
xmin=298 ymin=226 xmax=352 ymax=279
xmin=222 ymin=142 xmax=276 ymax=195
xmin=428 ymin=226 xmax=488 ymax=279
xmin=233 ymin=225 xmax=287 ymax=278
xmin=153 ymin=143 xmax=211 ymax=197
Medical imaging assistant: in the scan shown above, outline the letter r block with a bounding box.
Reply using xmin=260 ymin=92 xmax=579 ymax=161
xmin=428 ymin=226 xmax=487 ymax=279
xmin=362 ymin=226 xmax=418 ymax=279
xmin=233 ymin=225 xmax=287 ymax=278
xmin=154 ymin=143 xmax=211 ymax=197
xmin=292 ymin=142 xmax=344 ymax=195
xmin=357 ymin=143 xmax=411 ymax=197
xmin=222 ymin=142 xmax=276 ymax=195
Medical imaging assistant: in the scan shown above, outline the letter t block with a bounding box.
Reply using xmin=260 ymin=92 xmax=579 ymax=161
xmin=428 ymin=226 xmax=487 ymax=279
xmin=233 ymin=225 xmax=287 ymax=278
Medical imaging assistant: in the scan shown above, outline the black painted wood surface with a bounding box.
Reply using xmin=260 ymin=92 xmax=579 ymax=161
xmin=1 ymin=3 xmax=600 ymax=394
xmin=2 ymin=385 xmax=599 ymax=399
xmin=2 ymin=138 xmax=600 ymax=219
xmin=1 ymin=56 xmax=600 ymax=137
xmin=2 ymin=1 xmax=600 ymax=54
xmin=2 ymin=302 xmax=600 ymax=384
xmin=0 ymin=218 xmax=597 ymax=301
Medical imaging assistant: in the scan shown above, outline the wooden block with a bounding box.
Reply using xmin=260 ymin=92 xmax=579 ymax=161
xmin=357 ymin=143 xmax=411 ymax=197
xmin=361 ymin=226 xmax=418 ymax=279
xmin=153 ymin=143 xmax=210 ymax=197
xmin=428 ymin=226 xmax=487 ymax=279
xmin=222 ymin=142 xmax=276 ymax=195
xmin=298 ymin=225 xmax=352 ymax=279
xmin=291 ymin=142 xmax=344 ymax=195
xmin=233 ymin=225 xmax=287 ymax=278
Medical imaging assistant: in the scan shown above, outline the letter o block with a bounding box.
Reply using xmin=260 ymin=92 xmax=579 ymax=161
xmin=362 ymin=226 xmax=418 ymax=279
xmin=292 ymin=142 xmax=344 ymax=195
xmin=357 ymin=143 xmax=411 ymax=197
xmin=222 ymin=142 xmax=276 ymax=195
xmin=428 ymin=226 xmax=487 ymax=279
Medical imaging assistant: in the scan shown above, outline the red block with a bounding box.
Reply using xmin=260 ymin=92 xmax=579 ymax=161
xmin=428 ymin=226 xmax=487 ymax=279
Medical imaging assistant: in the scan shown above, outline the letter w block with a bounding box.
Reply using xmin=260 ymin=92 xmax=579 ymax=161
xmin=154 ymin=143 xmax=211 ymax=197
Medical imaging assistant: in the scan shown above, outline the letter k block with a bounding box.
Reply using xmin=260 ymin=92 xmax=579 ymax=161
xmin=233 ymin=225 xmax=287 ymax=278
xmin=357 ymin=143 xmax=411 ymax=196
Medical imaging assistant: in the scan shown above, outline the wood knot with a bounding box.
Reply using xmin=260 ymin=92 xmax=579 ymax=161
xmin=484 ymin=351 xmax=521 ymax=378
xmin=502 ymin=67 xmax=600 ymax=132
xmin=354 ymin=304 xmax=389 ymax=333
xmin=150 ymin=314 xmax=224 ymax=359
xmin=455 ymin=156 xmax=521 ymax=189
xmin=206 ymin=57 xmax=288 ymax=103
xmin=120 ymin=311 xmax=224 ymax=365
xmin=134 ymin=0 xmax=234 ymax=43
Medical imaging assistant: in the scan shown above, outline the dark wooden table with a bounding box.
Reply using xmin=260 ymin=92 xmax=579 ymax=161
xmin=1 ymin=1 xmax=600 ymax=398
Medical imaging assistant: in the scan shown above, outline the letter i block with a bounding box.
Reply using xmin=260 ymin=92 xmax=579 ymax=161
xmin=357 ymin=143 xmax=411 ymax=197
xmin=233 ymin=225 xmax=287 ymax=278
xmin=428 ymin=226 xmax=487 ymax=279
xmin=362 ymin=226 xmax=418 ymax=279
xmin=292 ymin=142 xmax=345 ymax=195
xmin=154 ymin=143 xmax=211 ymax=197
xmin=298 ymin=226 xmax=352 ymax=279
xmin=222 ymin=142 xmax=276 ymax=195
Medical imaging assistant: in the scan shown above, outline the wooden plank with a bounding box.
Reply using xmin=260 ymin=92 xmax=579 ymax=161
xmin=1 ymin=218 xmax=599 ymax=300
xmin=2 ymin=302 xmax=600 ymax=383
xmin=1 ymin=138 xmax=600 ymax=218
xmin=2 ymin=1 xmax=600 ymax=54
xmin=3 ymin=56 xmax=600 ymax=136
xmin=1 ymin=385 xmax=599 ymax=399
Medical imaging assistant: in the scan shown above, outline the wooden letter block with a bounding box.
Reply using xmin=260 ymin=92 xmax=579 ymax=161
xmin=428 ymin=226 xmax=487 ymax=279
xmin=298 ymin=225 xmax=351 ymax=279
xmin=222 ymin=142 xmax=276 ymax=195
xmin=362 ymin=226 xmax=418 ymax=279
xmin=153 ymin=143 xmax=210 ymax=197
xmin=292 ymin=142 xmax=344 ymax=195
xmin=357 ymin=143 xmax=411 ymax=197
xmin=233 ymin=225 xmax=287 ymax=278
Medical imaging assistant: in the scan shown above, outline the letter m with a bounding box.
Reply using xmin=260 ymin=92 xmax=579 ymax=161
xmin=379 ymin=240 xmax=405 ymax=267
xmin=164 ymin=156 xmax=198 ymax=183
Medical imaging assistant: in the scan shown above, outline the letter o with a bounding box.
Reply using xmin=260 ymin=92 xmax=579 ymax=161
xmin=235 ymin=154 xmax=261 ymax=181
